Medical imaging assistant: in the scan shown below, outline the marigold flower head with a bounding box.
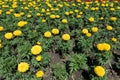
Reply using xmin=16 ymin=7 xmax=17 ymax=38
xmin=4 ymin=32 xmax=13 ymax=39
xmin=86 ymin=33 xmax=92 ymax=37
xmin=62 ymin=34 xmax=70 ymax=41
xmin=106 ymin=25 xmax=113 ymax=30
xmin=52 ymin=28 xmax=59 ymax=35
xmin=88 ymin=17 xmax=94 ymax=22
xmin=31 ymin=45 xmax=42 ymax=55
xmin=94 ymin=66 xmax=105 ymax=77
xmin=36 ymin=56 xmax=42 ymax=61
xmin=17 ymin=21 xmax=28 ymax=27
xmin=0 ymin=26 xmax=4 ymax=31
xmin=36 ymin=70 xmax=44 ymax=78
xmin=111 ymin=37 xmax=117 ymax=42
xmin=82 ymin=29 xmax=88 ymax=34
xmin=92 ymin=27 xmax=98 ymax=32
xmin=18 ymin=62 xmax=29 ymax=73
xmin=13 ymin=30 xmax=22 ymax=36
xmin=62 ymin=19 xmax=68 ymax=24
xmin=44 ymin=31 xmax=52 ymax=38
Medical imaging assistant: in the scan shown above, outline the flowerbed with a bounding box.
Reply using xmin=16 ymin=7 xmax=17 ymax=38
xmin=0 ymin=0 xmax=120 ymax=80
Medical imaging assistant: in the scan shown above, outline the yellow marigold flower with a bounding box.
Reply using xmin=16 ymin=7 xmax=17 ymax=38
xmin=65 ymin=12 xmax=69 ymax=16
xmin=94 ymin=66 xmax=105 ymax=77
xmin=50 ymin=14 xmax=56 ymax=19
xmin=62 ymin=34 xmax=70 ymax=41
xmin=37 ymin=41 xmax=41 ymax=45
xmin=91 ymin=7 xmax=96 ymax=11
xmin=36 ymin=13 xmax=41 ymax=16
xmin=74 ymin=9 xmax=79 ymax=13
xmin=52 ymin=28 xmax=59 ymax=35
xmin=0 ymin=44 xmax=2 ymax=48
xmin=89 ymin=17 xmax=94 ymax=22
xmin=42 ymin=19 xmax=46 ymax=23
xmin=92 ymin=27 xmax=98 ymax=32
xmin=55 ymin=15 xmax=60 ymax=18
xmin=76 ymin=15 xmax=81 ymax=18
xmin=79 ymin=12 xmax=83 ymax=15
xmin=110 ymin=8 xmax=115 ymax=11
xmin=106 ymin=25 xmax=113 ymax=31
xmin=100 ymin=17 xmax=104 ymax=20
xmin=110 ymin=17 xmax=117 ymax=21
xmin=69 ymin=11 xmax=73 ymax=14
xmin=111 ymin=37 xmax=117 ymax=42
xmin=18 ymin=62 xmax=29 ymax=73
xmin=36 ymin=70 xmax=44 ymax=78
xmin=44 ymin=31 xmax=52 ymax=38
xmin=6 ymin=11 xmax=11 ymax=15
xmin=4 ymin=32 xmax=13 ymax=39
xmin=27 ymin=14 xmax=32 ymax=18
xmin=17 ymin=21 xmax=28 ymax=27
xmin=62 ymin=19 xmax=68 ymax=24
xmin=13 ymin=30 xmax=22 ymax=36
xmin=31 ymin=45 xmax=42 ymax=55
xmin=36 ymin=56 xmax=42 ymax=61
xmin=103 ymin=43 xmax=111 ymax=51
xmin=14 ymin=13 xmax=21 ymax=18
xmin=97 ymin=44 xmax=104 ymax=51
xmin=82 ymin=29 xmax=88 ymax=34
xmin=0 ymin=26 xmax=4 ymax=31
xmin=97 ymin=43 xmax=111 ymax=51
xmin=86 ymin=33 xmax=92 ymax=37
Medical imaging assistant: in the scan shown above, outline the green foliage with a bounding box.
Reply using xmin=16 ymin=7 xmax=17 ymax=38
xmin=69 ymin=54 xmax=88 ymax=74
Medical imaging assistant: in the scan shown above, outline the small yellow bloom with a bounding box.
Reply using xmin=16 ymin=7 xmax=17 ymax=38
xmin=44 ymin=31 xmax=52 ymax=38
xmin=82 ymin=29 xmax=88 ymax=34
xmin=50 ymin=14 xmax=56 ymax=19
xmin=17 ymin=21 xmax=28 ymax=27
xmin=36 ymin=70 xmax=44 ymax=78
xmin=62 ymin=34 xmax=70 ymax=41
xmin=13 ymin=30 xmax=22 ymax=36
xmin=74 ymin=9 xmax=79 ymax=13
xmin=55 ymin=15 xmax=60 ymax=18
xmin=111 ymin=37 xmax=117 ymax=42
xmin=76 ymin=15 xmax=81 ymax=18
xmin=0 ymin=44 xmax=2 ymax=48
xmin=62 ymin=19 xmax=68 ymax=24
xmin=42 ymin=19 xmax=46 ymax=23
xmin=100 ymin=17 xmax=104 ymax=20
xmin=86 ymin=33 xmax=92 ymax=37
xmin=4 ymin=32 xmax=13 ymax=39
xmin=18 ymin=62 xmax=29 ymax=73
xmin=97 ymin=43 xmax=111 ymax=51
xmin=14 ymin=13 xmax=21 ymax=18
xmin=69 ymin=11 xmax=73 ymax=14
xmin=94 ymin=66 xmax=105 ymax=77
xmin=37 ymin=41 xmax=41 ymax=45
xmin=27 ymin=14 xmax=32 ymax=18
xmin=52 ymin=28 xmax=59 ymax=35
xmin=106 ymin=25 xmax=113 ymax=31
xmin=89 ymin=17 xmax=94 ymax=22
xmin=36 ymin=56 xmax=42 ymax=61
xmin=65 ymin=12 xmax=69 ymax=16
xmin=92 ymin=27 xmax=98 ymax=32
xmin=110 ymin=17 xmax=117 ymax=21
xmin=31 ymin=45 xmax=42 ymax=55
xmin=36 ymin=13 xmax=41 ymax=16
xmin=0 ymin=26 xmax=4 ymax=31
